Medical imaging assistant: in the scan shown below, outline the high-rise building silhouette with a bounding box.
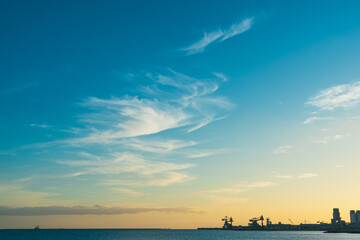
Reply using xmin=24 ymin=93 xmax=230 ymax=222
xmin=356 ymin=211 xmax=360 ymax=224
xmin=350 ymin=210 xmax=357 ymax=224
xmin=331 ymin=208 xmax=341 ymax=224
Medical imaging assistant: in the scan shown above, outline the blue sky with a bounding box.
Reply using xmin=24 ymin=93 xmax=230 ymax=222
xmin=1 ymin=0 xmax=360 ymax=228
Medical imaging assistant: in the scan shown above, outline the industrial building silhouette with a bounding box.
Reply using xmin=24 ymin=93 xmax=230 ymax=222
xmin=198 ymin=208 xmax=360 ymax=233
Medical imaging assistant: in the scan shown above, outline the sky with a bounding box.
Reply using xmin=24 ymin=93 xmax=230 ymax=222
xmin=1 ymin=0 xmax=360 ymax=229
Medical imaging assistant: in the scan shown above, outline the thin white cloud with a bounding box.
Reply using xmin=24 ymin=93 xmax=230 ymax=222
xmin=312 ymin=134 xmax=343 ymax=144
xmin=0 ymin=150 xmax=16 ymax=156
xmin=59 ymin=152 xmax=195 ymax=187
xmin=306 ymin=81 xmax=360 ymax=111
xmin=187 ymin=152 xmax=214 ymax=158
xmin=0 ymin=184 xmax=60 ymax=207
xmin=209 ymin=188 xmax=247 ymax=194
xmin=209 ymin=181 xmax=277 ymax=194
xmin=58 ymin=152 xmax=194 ymax=177
xmin=186 ymin=148 xmax=227 ymax=158
xmin=21 ymin=69 xmax=232 ymax=190
xmin=186 ymin=118 xmax=213 ymax=133
xmin=333 ymin=134 xmax=343 ymax=140
xmin=303 ymin=116 xmax=331 ymax=124
xmin=213 ymin=72 xmax=228 ymax=82
xmin=156 ymin=69 xmax=221 ymax=98
xmin=272 ymin=145 xmax=293 ymax=154
xmin=209 ymin=195 xmax=248 ymax=205
xmin=125 ymin=139 xmax=196 ymax=153
xmin=272 ymin=173 xmax=318 ymax=179
xmin=0 ymin=205 xmax=203 ymax=216
xmin=30 ymin=123 xmax=51 ymax=128
xmin=64 ymin=172 xmax=85 ymax=177
xmin=64 ymin=70 xmax=232 ymax=146
xmin=14 ymin=177 xmax=33 ymax=183
xmin=235 ymin=181 xmax=277 ymax=188
xmin=182 ymin=17 xmax=254 ymax=55
xmin=101 ymin=172 xmax=193 ymax=187
xmin=74 ymin=97 xmax=188 ymax=144
xmin=206 ymin=181 xmax=275 ymax=205
xmin=110 ymin=188 xmax=144 ymax=197
xmin=183 ymin=30 xmax=224 ymax=55
xmin=221 ymin=18 xmax=254 ymax=41
xmin=60 ymin=127 xmax=83 ymax=134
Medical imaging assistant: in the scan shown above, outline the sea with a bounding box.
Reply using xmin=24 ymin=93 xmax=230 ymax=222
xmin=0 ymin=229 xmax=360 ymax=240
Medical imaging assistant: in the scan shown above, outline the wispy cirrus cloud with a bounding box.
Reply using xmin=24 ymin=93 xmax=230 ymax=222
xmin=221 ymin=18 xmax=254 ymax=40
xmin=235 ymin=181 xmax=277 ymax=188
xmin=30 ymin=123 xmax=52 ymax=128
xmin=213 ymin=72 xmax=228 ymax=82
xmin=64 ymin=69 xmax=232 ymax=146
xmin=183 ymin=30 xmax=224 ymax=55
xmin=272 ymin=145 xmax=293 ymax=154
xmin=21 ymin=69 xmax=231 ymax=189
xmin=0 ymin=205 xmax=204 ymax=216
xmin=59 ymin=152 xmax=194 ymax=187
xmin=306 ymin=81 xmax=360 ymax=111
xmin=110 ymin=188 xmax=144 ymax=197
xmin=71 ymin=96 xmax=188 ymax=144
xmin=0 ymin=184 xmax=60 ymax=207
xmin=0 ymin=150 xmax=16 ymax=156
xmin=303 ymin=116 xmax=331 ymax=124
xmin=187 ymin=151 xmax=214 ymax=158
xmin=272 ymin=173 xmax=318 ymax=179
xmin=206 ymin=181 xmax=276 ymax=205
xmin=101 ymin=172 xmax=193 ymax=187
xmin=58 ymin=152 xmax=194 ymax=177
xmin=182 ymin=17 xmax=254 ymax=55
xmin=209 ymin=195 xmax=248 ymax=205
xmin=311 ymin=134 xmax=343 ymax=144
xmin=125 ymin=139 xmax=197 ymax=153
xmin=209 ymin=181 xmax=277 ymax=194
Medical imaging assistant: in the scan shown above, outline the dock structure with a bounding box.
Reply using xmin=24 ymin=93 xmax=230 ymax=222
xmin=198 ymin=208 xmax=360 ymax=233
xmin=221 ymin=216 xmax=233 ymax=230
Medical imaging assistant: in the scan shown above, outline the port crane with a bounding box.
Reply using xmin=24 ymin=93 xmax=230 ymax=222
xmin=222 ymin=216 xmax=233 ymax=229
xmin=288 ymin=218 xmax=294 ymax=225
xmin=249 ymin=215 xmax=264 ymax=228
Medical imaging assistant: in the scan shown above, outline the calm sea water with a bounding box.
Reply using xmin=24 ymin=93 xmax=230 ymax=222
xmin=1 ymin=229 xmax=360 ymax=240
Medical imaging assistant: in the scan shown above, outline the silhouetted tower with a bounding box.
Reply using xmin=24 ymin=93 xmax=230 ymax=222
xmin=350 ymin=210 xmax=357 ymax=224
xmin=331 ymin=208 xmax=341 ymax=224
xmin=357 ymin=211 xmax=360 ymax=223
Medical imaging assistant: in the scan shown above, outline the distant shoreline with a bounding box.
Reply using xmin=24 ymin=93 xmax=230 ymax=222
xmin=0 ymin=228 xmax=183 ymax=231
xmin=2 ymin=229 xmax=359 ymax=234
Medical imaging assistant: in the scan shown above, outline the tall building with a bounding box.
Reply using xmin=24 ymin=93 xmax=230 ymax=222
xmin=331 ymin=208 xmax=341 ymax=224
xmin=331 ymin=208 xmax=345 ymax=229
xmin=356 ymin=211 xmax=360 ymax=224
xmin=350 ymin=210 xmax=357 ymax=224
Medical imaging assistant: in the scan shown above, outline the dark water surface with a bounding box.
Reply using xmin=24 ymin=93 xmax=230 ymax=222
xmin=1 ymin=229 xmax=360 ymax=240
